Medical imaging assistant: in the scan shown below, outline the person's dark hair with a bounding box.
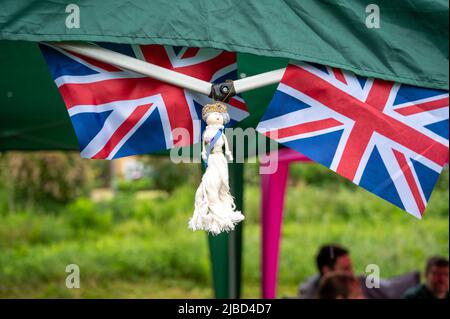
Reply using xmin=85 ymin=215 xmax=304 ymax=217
xmin=425 ymin=256 xmax=449 ymax=275
xmin=316 ymin=244 xmax=349 ymax=275
xmin=318 ymin=272 xmax=354 ymax=299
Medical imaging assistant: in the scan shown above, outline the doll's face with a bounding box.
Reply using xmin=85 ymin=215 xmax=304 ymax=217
xmin=206 ymin=112 xmax=224 ymax=125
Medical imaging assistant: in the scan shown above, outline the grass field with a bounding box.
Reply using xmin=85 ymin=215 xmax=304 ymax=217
xmin=0 ymin=165 xmax=448 ymax=298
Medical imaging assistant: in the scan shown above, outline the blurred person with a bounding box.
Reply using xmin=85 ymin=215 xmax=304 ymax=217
xmin=318 ymin=272 xmax=365 ymax=299
xmin=298 ymin=244 xmax=353 ymax=298
xmin=403 ymin=256 xmax=449 ymax=299
xmin=298 ymin=244 xmax=420 ymax=299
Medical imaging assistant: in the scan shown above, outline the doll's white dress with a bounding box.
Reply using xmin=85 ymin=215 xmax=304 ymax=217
xmin=189 ymin=125 xmax=245 ymax=234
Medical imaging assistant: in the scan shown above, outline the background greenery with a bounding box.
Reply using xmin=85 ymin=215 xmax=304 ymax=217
xmin=0 ymin=152 xmax=448 ymax=298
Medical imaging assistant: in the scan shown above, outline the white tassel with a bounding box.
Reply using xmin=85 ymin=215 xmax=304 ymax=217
xmin=189 ymin=153 xmax=244 ymax=235
xmin=189 ymin=103 xmax=245 ymax=235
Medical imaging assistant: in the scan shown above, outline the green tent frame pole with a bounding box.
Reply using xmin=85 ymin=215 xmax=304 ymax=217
xmin=208 ymin=162 xmax=244 ymax=299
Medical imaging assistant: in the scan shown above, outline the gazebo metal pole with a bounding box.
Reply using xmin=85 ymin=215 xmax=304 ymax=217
xmin=233 ymin=69 xmax=285 ymax=94
xmin=208 ymin=162 xmax=244 ymax=299
xmin=228 ymin=162 xmax=244 ymax=299
xmin=47 ymin=42 xmax=286 ymax=96
xmin=47 ymin=42 xmax=212 ymax=95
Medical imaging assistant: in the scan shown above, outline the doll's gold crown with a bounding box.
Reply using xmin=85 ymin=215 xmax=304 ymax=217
xmin=202 ymin=101 xmax=228 ymax=119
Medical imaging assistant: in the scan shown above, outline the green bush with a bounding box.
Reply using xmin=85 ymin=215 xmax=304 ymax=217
xmin=98 ymin=194 xmax=137 ymax=221
xmin=66 ymin=198 xmax=112 ymax=234
xmin=435 ymin=166 xmax=449 ymax=191
xmin=0 ymin=210 xmax=73 ymax=248
xmin=117 ymin=178 xmax=154 ymax=193
xmin=142 ymin=157 xmax=200 ymax=194
xmin=0 ymin=162 xmax=447 ymax=298
xmin=0 ymin=152 xmax=93 ymax=206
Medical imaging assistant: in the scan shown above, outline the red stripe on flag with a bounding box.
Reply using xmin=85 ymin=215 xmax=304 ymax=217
xmin=332 ymin=68 xmax=347 ymax=84
xmin=228 ymin=97 xmax=248 ymax=112
xmin=336 ymin=79 xmax=394 ymax=181
xmin=392 ymin=149 xmax=426 ymax=215
xmin=139 ymin=45 xmax=236 ymax=82
xmin=365 ymin=79 xmax=395 ymax=111
xmin=92 ymin=104 xmax=153 ymax=159
xmin=60 ymin=78 xmax=164 ymax=108
xmin=395 ymin=97 xmax=449 ymax=116
xmin=264 ymin=118 xmax=343 ymax=139
xmin=336 ymin=124 xmax=374 ymax=181
xmin=181 ymin=48 xmax=200 ymax=59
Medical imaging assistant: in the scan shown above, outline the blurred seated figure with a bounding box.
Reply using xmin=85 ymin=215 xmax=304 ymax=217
xmin=403 ymin=256 xmax=449 ymax=299
xmin=298 ymin=244 xmax=420 ymax=299
xmin=318 ymin=272 xmax=364 ymax=299
xmin=298 ymin=244 xmax=353 ymax=298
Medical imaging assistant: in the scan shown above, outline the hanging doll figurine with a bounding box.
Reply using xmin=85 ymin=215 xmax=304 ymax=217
xmin=189 ymin=101 xmax=245 ymax=235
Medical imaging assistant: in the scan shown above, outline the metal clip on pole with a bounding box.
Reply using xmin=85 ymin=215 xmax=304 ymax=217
xmin=209 ymin=80 xmax=236 ymax=103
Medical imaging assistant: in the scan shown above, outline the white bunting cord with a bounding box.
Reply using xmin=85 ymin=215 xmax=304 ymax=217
xmin=189 ymin=102 xmax=244 ymax=235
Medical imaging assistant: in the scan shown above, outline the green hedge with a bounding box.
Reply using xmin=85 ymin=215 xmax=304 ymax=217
xmin=0 ymin=166 xmax=448 ymax=298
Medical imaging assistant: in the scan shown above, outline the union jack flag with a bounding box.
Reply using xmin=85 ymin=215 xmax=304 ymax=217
xmin=40 ymin=43 xmax=249 ymax=159
xmin=257 ymin=62 xmax=449 ymax=218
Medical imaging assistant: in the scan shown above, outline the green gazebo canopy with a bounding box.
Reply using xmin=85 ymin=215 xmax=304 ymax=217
xmin=1 ymin=0 xmax=448 ymax=151
xmin=0 ymin=0 xmax=448 ymax=299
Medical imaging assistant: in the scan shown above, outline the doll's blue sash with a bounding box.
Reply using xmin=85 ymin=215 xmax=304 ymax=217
xmin=204 ymin=128 xmax=223 ymax=168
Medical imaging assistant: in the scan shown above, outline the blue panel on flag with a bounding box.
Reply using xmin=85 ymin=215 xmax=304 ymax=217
xmin=39 ymin=44 xmax=98 ymax=79
xmin=425 ymin=119 xmax=449 ymax=140
xmin=71 ymin=111 xmax=113 ymax=150
xmin=411 ymin=158 xmax=440 ymax=201
xmin=306 ymin=62 xmax=329 ymax=74
xmin=172 ymin=46 xmax=183 ymax=56
xmin=356 ymin=75 xmax=367 ymax=89
xmin=393 ymin=85 xmax=446 ymax=105
xmin=283 ymin=129 xmax=343 ymax=168
xmin=359 ymin=146 xmax=405 ymax=210
xmin=214 ymin=69 xmax=238 ymax=84
xmin=96 ymin=43 xmax=136 ymax=58
xmin=261 ymin=91 xmax=311 ymax=122
xmin=113 ymin=109 xmax=167 ymax=158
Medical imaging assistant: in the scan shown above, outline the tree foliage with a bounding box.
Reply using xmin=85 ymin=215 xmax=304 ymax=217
xmin=0 ymin=152 xmax=92 ymax=206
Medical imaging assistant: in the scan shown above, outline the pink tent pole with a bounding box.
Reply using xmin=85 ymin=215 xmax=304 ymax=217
xmin=260 ymin=148 xmax=311 ymax=299
xmin=261 ymin=160 xmax=289 ymax=298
